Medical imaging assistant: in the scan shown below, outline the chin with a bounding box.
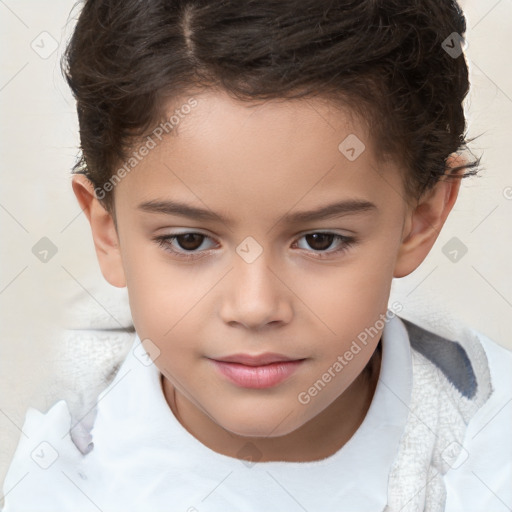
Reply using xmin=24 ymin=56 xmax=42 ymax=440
xmin=214 ymin=409 xmax=304 ymax=438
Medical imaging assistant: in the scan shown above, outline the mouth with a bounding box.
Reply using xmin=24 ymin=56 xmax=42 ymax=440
xmin=208 ymin=353 xmax=306 ymax=389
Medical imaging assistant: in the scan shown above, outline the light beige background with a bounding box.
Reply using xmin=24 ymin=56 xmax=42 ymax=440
xmin=1 ymin=0 xmax=511 ymax=498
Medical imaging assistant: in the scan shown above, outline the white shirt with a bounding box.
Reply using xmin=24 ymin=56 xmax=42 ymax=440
xmin=2 ymin=315 xmax=511 ymax=512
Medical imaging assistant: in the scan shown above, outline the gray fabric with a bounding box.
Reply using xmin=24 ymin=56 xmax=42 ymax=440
xmin=400 ymin=317 xmax=477 ymax=399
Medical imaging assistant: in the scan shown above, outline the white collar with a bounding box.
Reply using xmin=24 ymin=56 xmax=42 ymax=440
xmin=89 ymin=313 xmax=413 ymax=510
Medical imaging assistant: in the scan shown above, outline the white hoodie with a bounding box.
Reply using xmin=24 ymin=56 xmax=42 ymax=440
xmin=2 ymin=313 xmax=511 ymax=512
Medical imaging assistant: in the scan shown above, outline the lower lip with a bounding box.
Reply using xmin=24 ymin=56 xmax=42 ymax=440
xmin=210 ymin=359 xmax=305 ymax=389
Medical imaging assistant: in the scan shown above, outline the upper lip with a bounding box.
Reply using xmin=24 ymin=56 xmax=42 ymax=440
xmin=210 ymin=353 xmax=304 ymax=366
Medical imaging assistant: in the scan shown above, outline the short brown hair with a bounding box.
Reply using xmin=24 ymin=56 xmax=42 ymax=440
xmin=62 ymin=0 xmax=480 ymax=216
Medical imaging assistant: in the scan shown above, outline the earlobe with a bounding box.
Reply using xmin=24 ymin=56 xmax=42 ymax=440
xmin=393 ymin=155 xmax=465 ymax=278
xmin=71 ymin=174 xmax=127 ymax=288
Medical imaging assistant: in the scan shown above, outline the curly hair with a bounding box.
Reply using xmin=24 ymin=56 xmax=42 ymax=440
xmin=62 ymin=0 xmax=480 ymax=216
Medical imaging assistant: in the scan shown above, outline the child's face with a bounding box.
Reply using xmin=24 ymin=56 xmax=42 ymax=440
xmin=77 ymin=88 xmax=458 ymax=445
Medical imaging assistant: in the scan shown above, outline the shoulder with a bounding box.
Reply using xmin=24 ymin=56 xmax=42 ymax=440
xmin=470 ymin=326 xmax=512 ymax=384
xmin=2 ymin=400 xmax=98 ymax=512
xmin=399 ymin=315 xmax=512 ymax=426
xmin=445 ymin=328 xmax=512 ymax=511
xmin=398 ymin=316 xmax=512 ymax=511
xmin=400 ymin=316 xmax=512 ymax=404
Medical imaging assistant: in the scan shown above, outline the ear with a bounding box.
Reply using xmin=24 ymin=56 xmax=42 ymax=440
xmin=71 ymin=174 xmax=127 ymax=288
xmin=393 ymin=154 xmax=466 ymax=278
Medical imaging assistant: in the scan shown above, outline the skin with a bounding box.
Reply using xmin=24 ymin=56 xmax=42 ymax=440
xmin=72 ymin=88 xmax=465 ymax=463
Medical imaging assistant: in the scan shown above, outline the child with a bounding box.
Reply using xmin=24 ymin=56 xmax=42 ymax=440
xmin=2 ymin=0 xmax=511 ymax=511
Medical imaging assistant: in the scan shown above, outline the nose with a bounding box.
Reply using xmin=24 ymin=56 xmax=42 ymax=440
xmin=219 ymin=251 xmax=293 ymax=330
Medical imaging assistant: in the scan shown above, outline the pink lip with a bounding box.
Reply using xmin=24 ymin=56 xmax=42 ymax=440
xmin=209 ymin=354 xmax=305 ymax=389
xmin=213 ymin=352 xmax=301 ymax=366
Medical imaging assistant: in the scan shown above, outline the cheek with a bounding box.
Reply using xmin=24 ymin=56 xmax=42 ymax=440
xmin=124 ymin=254 xmax=232 ymax=378
xmin=121 ymin=234 xmax=208 ymax=325
xmin=127 ymin=269 xmax=207 ymax=344
xmin=291 ymin=243 xmax=397 ymax=340
xmin=350 ymin=224 xmax=401 ymax=305
xmin=306 ymin=258 xmax=395 ymax=392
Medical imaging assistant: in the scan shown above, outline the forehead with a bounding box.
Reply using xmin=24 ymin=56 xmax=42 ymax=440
xmin=114 ymin=89 xmax=407 ymax=222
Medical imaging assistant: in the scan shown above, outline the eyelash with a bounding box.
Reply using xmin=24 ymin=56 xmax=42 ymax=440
xmin=152 ymin=231 xmax=356 ymax=261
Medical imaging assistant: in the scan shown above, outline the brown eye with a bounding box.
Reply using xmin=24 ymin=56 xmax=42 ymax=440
xmin=293 ymin=232 xmax=356 ymax=258
xmin=153 ymin=232 xmax=217 ymax=260
xmin=304 ymin=233 xmax=335 ymax=251
xmin=174 ymin=233 xmax=205 ymax=251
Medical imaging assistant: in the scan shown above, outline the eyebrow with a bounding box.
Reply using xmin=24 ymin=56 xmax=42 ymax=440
xmin=137 ymin=198 xmax=377 ymax=225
